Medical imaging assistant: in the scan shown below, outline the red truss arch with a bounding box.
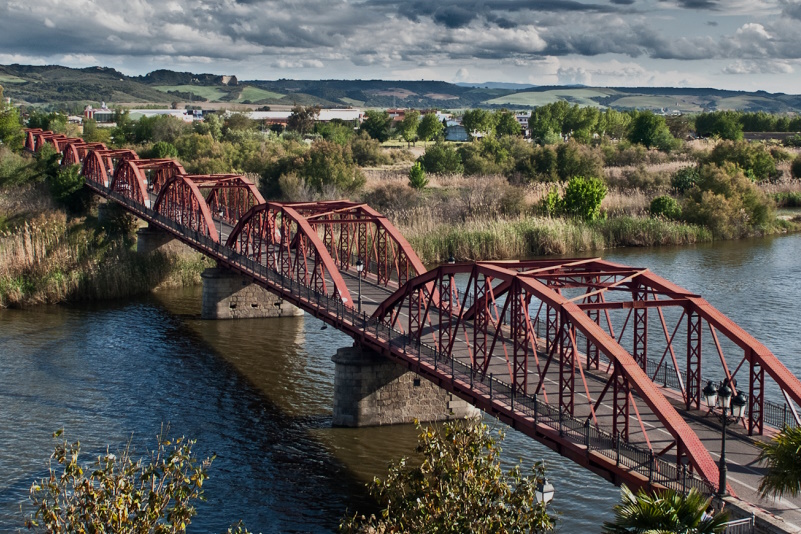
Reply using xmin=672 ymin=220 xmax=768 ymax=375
xmin=226 ymin=203 xmax=353 ymax=306
xmin=23 ymin=128 xmax=44 ymax=152
xmin=34 ymin=132 xmax=68 ymax=152
xmin=153 ymin=175 xmax=219 ymax=243
xmin=109 ymin=159 xmax=185 ymax=208
xmin=82 ymin=149 xmax=139 ymax=189
xmin=186 ymin=174 xmax=265 ymax=226
xmin=53 ymin=137 xmax=84 ymax=153
xmin=61 ymin=141 xmax=107 ymax=167
xmin=289 ymin=201 xmax=427 ymax=288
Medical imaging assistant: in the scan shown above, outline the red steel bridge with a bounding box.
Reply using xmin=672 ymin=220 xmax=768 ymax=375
xmin=25 ymin=128 xmax=801 ymax=507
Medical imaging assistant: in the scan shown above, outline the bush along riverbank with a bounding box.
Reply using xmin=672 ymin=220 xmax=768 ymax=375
xmin=0 ymin=183 xmax=213 ymax=308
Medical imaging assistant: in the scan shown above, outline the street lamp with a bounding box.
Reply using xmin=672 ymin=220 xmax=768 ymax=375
xmin=535 ymin=476 xmax=555 ymax=505
xmin=356 ymin=258 xmax=364 ymax=313
xmin=217 ymin=208 xmax=225 ymax=243
xmin=703 ymin=379 xmax=747 ymax=498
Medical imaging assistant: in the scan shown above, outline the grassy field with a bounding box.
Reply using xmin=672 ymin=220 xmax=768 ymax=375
xmin=713 ymin=95 xmax=781 ymax=111
xmin=485 ymin=88 xmax=614 ymax=107
xmin=609 ymin=95 xmax=705 ymax=112
xmin=235 ymin=86 xmax=284 ymax=102
xmin=0 ymin=74 xmax=27 ymax=84
xmin=153 ymin=85 xmax=228 ymax=101
xmin=340 ymin=97 xmax=365 ymax=107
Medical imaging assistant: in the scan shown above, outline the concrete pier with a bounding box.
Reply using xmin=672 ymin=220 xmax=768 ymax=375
xmin=135 ymin=225 xmax=194 ymax=256
xmin=332 ymin=345 xmax=480 ymax=427
xmin=201 ymin=267 xmax=303 ymax=320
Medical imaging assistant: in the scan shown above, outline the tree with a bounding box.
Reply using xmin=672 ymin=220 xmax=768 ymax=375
xmin=695 ymin=111 xmax=744 ymax=140
xmin=627 ymin=112 xmax=676 ymax=150
xmin=495 ymin=109 xmax=522 ymax=137
xmin=461 ymin=109 xmax=496 ymax=139
xmin=602 ymin=485 xmax=728 ymax=534
xmin=408 ymin=162 xmax=428 ymax=189
xmin=756 ymin=425 xmax=801 ymax=498
xmin=360 ymin=110 xmax=392 ymax=142
xmin=418 ymin=112 xmax=444 ymax=143
xmin=151 ymin=141 xmax=179 ymax=159
xmin=287 ymin=104 xmax=320 ymax=134
xmin=418 ymin=142 xmax=463 ymax=174
xmin=0 ymin=102 xmax=23 ymax=150
xmin=339 ymin=420 xmax=555 ymax=533
xmin=26 ymin=429 xmax=252 ymax=533
xmin=399 ymin=110 xmax=420 ymax=146
xmin=650 ymin=195 xmax=682 ymax=219
xmin=561 ymin=176 xmax=607 ymax=221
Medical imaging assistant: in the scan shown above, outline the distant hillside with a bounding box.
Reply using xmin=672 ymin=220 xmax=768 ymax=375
xmin=3 ymin=64 xmax=801 ymax=114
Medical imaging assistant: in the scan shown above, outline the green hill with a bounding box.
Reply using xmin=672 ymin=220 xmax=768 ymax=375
xmin=3 ymin=63 xmax=801 ymax=114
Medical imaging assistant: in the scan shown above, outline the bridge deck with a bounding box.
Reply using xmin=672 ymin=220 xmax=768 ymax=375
xmin=25 ymin=129 xmax=800 ymax=530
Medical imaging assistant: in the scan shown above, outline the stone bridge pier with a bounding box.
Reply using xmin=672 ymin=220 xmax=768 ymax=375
xmin=332 ymin=345 xmax=480 ymax=427
xmin=201 ymin=267 xmax=303 ymax=320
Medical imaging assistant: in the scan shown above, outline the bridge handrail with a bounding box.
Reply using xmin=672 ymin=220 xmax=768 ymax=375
xmin=455 ymin=289 xmax=797 ymax=430
xmin=96 ymin=185 xmax=716 ymax=495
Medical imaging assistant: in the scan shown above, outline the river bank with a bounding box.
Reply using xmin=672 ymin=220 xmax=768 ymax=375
xmin=0 ymin=183 xmax=213 ymax=308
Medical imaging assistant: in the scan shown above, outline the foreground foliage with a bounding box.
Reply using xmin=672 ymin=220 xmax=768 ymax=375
xmin=756 ymin=425 xmax=801 ymax=499
xmin=602 ymin=485 xmax=728 ymax=534
xmin=28 ymin=430 xmax=209 ymax=533
xmin=339 ymin=420 xmax=555 ymax=533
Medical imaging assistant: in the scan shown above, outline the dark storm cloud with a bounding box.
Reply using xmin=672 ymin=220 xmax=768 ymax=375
xmin=378 ymin=0 xmax=618 ymax=28
xmin=610 ymin=0 xmax=635 ymax=4
xmin=661 ymin=0 xmax=721 ymax=9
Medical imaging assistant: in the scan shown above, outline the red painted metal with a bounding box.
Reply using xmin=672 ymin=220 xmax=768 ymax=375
xmin=38 ymin=137 xmax=801 ymax=496
xmin=226 ymin=203 xmax=353 ymax=306
xmin=23 ymin=128 xmax=43 ymax=152
xmin=61 ymin=141 xmax=107 ymax=167
xmin=111 ymin=159 xmax=186 ymax=207
xmin=82 ymin=149 xmax=139 ymax=189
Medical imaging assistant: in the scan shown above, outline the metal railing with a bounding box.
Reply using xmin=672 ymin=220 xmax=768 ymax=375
xmin=722 ymin=515 xmax=755 ymax=534
xmin=99 ymin=185 xmax=721 ymax=495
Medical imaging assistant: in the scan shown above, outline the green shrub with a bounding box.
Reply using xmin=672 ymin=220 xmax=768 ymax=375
xmin=408 ymin=162 xmax=429 ymax=189
xmin=541 ymin=185 xmax=561 ymax=216
xmin=516 ymin=146 xmax=558 ymax=182
xmin=671 ymin=166 xmax=700 ymax=193
xmin=350 ymin=133 xmax=389 ymax=166
xmin=706 ymin=140 xmax=778 ymax=181
xmin=556 ymin=141 xmax=603 ymax=181
xmin=150 ymin=140 xmax=178 ymax=159
xmin=650 ymin=195 xmax=682 ymax=219
xmin=46 ymin=164 xmax=90 ymax=213
xmin=791 ymin=155 xmax=801 ymax=179
xmin=561 ymin=176 xmax=607 ymax=221
xmin=682 ymin=164 xmax=774 ymax=238
xmin=419 ymin=142 xmax=463 ymax=174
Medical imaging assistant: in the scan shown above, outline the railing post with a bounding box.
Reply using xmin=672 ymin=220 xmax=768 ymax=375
xmin=648 ymin=450 xmax=655 ymax=483
xmin=584 ymin=419 xmax=590 ymax=452
xmin=533 ymin=393 xmax=538 ymax=428
xmin=489 ymin=373 xmax=493 ymax=399
xmin=559 ymin=408 xmax=564 ymax=437
xmin=511 ymin=387 xmax=514 ymax=412
xmin=616 ymin=434 xmax=621 ymax=468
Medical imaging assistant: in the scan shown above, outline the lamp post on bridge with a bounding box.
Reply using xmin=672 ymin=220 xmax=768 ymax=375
xmin=356 ymin=258 xmax=364 ymax=313
xmin=217 ymin=208 xmax=225 ymax=243
xmin=703 ymin=379 xmax=747 ymax=498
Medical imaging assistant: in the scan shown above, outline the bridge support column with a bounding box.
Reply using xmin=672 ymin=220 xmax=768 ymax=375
xmin=201 ymin=267 xmax=303 ymax=320
xmin=332 ymin=345 xmax=480 ymax=427
xmin=136 ymin=225 xmax=195 ymax=256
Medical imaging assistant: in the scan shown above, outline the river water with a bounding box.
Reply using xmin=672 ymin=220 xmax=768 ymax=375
xmin=2 ymin=233 xmax=801 ymax=533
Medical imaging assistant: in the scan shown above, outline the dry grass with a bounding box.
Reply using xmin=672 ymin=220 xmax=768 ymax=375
xmin=0 ymin=185 xmax=212 ymax=308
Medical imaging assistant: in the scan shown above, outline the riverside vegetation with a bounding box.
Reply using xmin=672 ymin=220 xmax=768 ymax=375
xmin=3 ymin=101 xmax=801 ymax=306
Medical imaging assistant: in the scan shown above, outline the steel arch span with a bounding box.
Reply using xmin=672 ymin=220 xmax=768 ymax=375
xmin=82 ymin=149 xmax=139 ymax=189
xmin=226 ymin=202 xmax=353 ymax=306
xmin=61 ymin=141 xmax=108 ymax=167
xmin=188 ymin=174 xmax=265 ymax=226
xmin=111 ymin=159 xmax=186 ymax=208
xmin=290 ymin=201 xmax=427 ymax=288
xmin=153 ymin=175 xmax=222 ymax=243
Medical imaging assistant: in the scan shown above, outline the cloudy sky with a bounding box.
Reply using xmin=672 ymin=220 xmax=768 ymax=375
xmin=2 ymin=0 xmax=801 ymax=92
